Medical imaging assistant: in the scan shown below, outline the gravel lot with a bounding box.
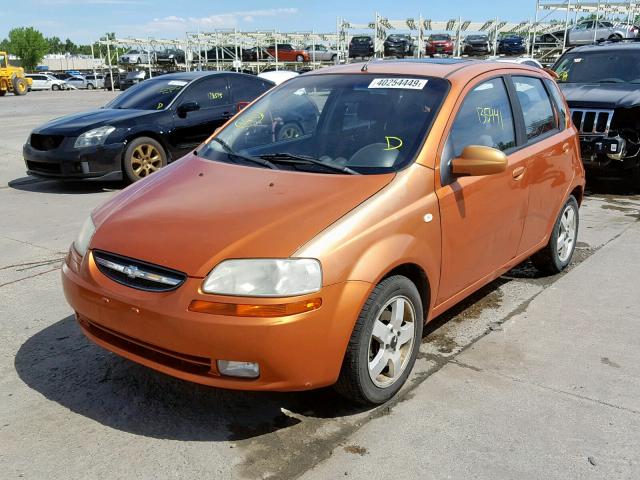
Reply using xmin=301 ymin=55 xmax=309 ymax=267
xmin=1 ymin=90 xmax=639 ymax=479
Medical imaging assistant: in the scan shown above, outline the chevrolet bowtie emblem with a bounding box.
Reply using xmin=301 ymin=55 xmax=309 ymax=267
xmin=123 ymin=265 xmax=139 ymax=278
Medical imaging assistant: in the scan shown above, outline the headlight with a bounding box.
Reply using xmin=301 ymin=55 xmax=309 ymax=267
xmin=202 ymin=259 xmax=322 ymax=297
xmin=74 ymin=215 xmax=96 ymax=257
xmin=74 ymin=126 xmax=115 ymax=149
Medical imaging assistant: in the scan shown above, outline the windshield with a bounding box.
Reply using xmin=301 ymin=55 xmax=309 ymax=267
xmin=554 ymin=51 xmax=640 ymax=83
xmin=198 ymin=74 xmax=449 ymax=175
xmin=105 ymin=78 xmax=189 ymax=110
xmin=467 ymin=35 xmax=487 ymax=41
xmin=430 ymin=35 xmax=449 ymax=41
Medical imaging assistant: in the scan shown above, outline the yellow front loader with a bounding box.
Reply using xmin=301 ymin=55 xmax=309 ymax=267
xmin=0 ymin=51 xmax=32 ymax=96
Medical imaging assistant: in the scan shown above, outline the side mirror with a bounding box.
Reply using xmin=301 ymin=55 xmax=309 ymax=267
xmin=451 ymin=145 xmax=508 ymax=177
xmin=177 ymin=101 xmax=200 ymax=118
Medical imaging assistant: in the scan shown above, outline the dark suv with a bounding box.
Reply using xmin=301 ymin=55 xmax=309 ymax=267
xmin=349 ymin=35 xmax=375 ymax=58
xmin=553 ymin=41 xmax=640 ymax=179
xmin=383 ymin=34 xmax=415 ymax=57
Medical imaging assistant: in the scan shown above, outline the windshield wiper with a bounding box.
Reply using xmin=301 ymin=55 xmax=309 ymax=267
xmin=210 ymin=137 xmax=278 ymax=170
xmin=258 ymin=152 xmax=359 ymax=175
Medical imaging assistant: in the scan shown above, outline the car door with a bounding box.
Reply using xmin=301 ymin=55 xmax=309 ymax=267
xmin=515 ymin=76 xmax=577 ymax=253
xmin=170 ymin=75 xmax=233 ymax=153
xmin=435 ymin=75 xmax=530 ymax=304
xmin=574 ymin=21 xmax=593 ymax=44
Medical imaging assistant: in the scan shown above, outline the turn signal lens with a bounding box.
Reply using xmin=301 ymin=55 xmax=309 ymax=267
xmin=188 ymin=298 xmax=322 ymax=317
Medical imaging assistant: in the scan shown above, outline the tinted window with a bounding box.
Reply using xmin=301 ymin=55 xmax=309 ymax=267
xmin=106 ymin=78 xmax=189 ymax=110
xmin=512 ymin=76 xmax=556 ymax=140
xmin=231 ymin=76 xmax=273 ymax=103
xmin=182 ymin=77 xmax=230 ymax=108
xmin=199 ymin=74 xmax=449 ymax=175
xmin=449 ymin=78 xmax=516 ymax=158
xmin=554 ymin=51 xmax=640 ymax=83
xmin=544 ymin=78 xmax=567 ymax=129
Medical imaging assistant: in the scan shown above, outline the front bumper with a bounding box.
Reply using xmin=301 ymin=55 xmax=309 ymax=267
xmin=23 ymin=138 xmax=124 ymax=180
xmin=384 ymin=45 xmax=408 ymax=55
xmin=498 ymin=45 xmax=526 ymax=55
xmin=464 ymin=45 xmax=490 ymax=55
xmin=62 ymin=248 xmax=372 ymax=391
xmin=425 ymin=46 xmax=453 ymax=55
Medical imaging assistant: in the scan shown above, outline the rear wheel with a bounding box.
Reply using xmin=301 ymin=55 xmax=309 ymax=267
xmin=334 ymin=275 xmax=423 ymax=405
xmin=52 ymin=84 xmax=60 ymax=91
xmin=296 ymin=54 xmax=305 ymax=62
xmin=123 ymin=137 xmax=167 ymax=183
xmin=331 ymin=54 xmax=337 ymax=62
xmin=608 ymin=34 xmax=623 ymax=41
xmin=86 ymin=83 xmax=94 ymax=90
xmin=12 ymin=77 xmax=28 ymax=95
xmin=531 ymin=196 xmax=579 ymax=274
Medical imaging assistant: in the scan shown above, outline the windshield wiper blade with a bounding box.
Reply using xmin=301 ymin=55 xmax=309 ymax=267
xmin=259 ymin=152 xmax=359 ymax=175
xmin=211 ymin=137 xmax=278 ymax=170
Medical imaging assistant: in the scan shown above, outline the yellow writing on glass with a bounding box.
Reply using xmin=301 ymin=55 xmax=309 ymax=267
xmin=235 ymin=112 xmax=265 ymax=128
xmin=476 ymin=107 xmax=504 ymax=128
xmin=156 ymin=102 xmax=164 ymax=110
xmin=208 ymin=92 xmax=224 ymax=100
xmin=384 ymin=136 xmax=404 ymax=150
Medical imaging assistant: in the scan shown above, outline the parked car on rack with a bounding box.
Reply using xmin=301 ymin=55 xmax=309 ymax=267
xmin=553 ymin=40 xmax=640 ymax=181
xmin=119 ymin=49 xmax=154 ymax=64
xmin=425 ymin=34 xmax=454 ymax=57
xmin=25 ymin=73 xmax=68 ymax=91
xmin=61 ymin=60 xmax=584 ymax=407
xmin=265 ymin=44 xmax=310 ymax=62
xmin=304 ymin=44 xmax=339 ymax=62
xmin=120 ymin=70 xmax=146 ymax=91
xmin=156 ymin=49 xmax=186 ymax=65
xmin=383 ymin=34 xmax=415 ymax=58
xmin=462 ymin=34 xmax=492 ymax=56
xmin=498 ymin=35 xmax=527 ymax=55
xmin=348 ymin=35 xmax=375 ymax=58
xmin=567 ymin=20 xmax=640 ymax=46
xmin=23 ymin=71 xmax=275 ymax=183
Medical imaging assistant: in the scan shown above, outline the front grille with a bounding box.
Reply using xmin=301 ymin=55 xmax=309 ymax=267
xmin=93 ymin=250 xmax=186 ymax=292
xmin=571 ymin=108 xmax=614 ymax=136
xmin=78 ymin=316 xmax=213 ymax=376
xmin=30 ymin=134 xmax=64 ymax=151
xmin=26 ymin=160 xmax=62 ymax=174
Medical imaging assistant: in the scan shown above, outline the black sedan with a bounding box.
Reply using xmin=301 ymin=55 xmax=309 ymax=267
xmin=463 ymin=35 xmax=492 ymax=56
xmin=23 ymin=71 xmax=274 ymax=183
xmin=498 ymin=35 xmax=527 ymax=55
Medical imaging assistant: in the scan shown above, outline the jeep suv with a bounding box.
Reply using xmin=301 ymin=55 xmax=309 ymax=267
xmin=553 ymin=41 xmax=640 ymax=179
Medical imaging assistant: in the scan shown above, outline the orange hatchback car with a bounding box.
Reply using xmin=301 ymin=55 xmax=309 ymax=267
xmin=63 ymin=60 xmax=585 ymax=404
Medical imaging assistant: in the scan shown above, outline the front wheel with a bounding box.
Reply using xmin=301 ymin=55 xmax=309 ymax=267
xmin=531 ymin=195 xmax=579 ymax=274
xmin=296 ymin=54 xmax=305 ymax=62
xmin=13 ymin=77 xmax=28 ymax=95
xmin=86 ymin=83 xmax=94 ymax=90
xmin=334 ymin=275 xmax=423 ymax=405
xmin=123 ymin=136 xmax=167 ymax=183
xmin=52 ymin=84 xmax=60 ymax=91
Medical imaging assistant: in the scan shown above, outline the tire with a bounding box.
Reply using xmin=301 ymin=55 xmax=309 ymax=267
xmin=122 ymin=136 xmax=167 ymax=183
xmin=277 ymin=122 xmax=303 ymax=141
xmin=86 ymin=83 xmax=94 ymax=90
xmin=334 ymin=275 xmax=424 ymax=405
xmin=52 ymin=84 xmax=60 ymax=91
xmin=330 ymin=54 xmax=337 ymax=62
xmin=608 ymin=34 xmax=622 ymax=41
xmin=296 ymin=54 xmax=305 ymax=62
xmin=0 ymin=89 xmax=6 ymax=96
xmin=531 ymin=195 xmax=579 ymax=274
xmin=12 ymin=77 xmax=28 ymax=96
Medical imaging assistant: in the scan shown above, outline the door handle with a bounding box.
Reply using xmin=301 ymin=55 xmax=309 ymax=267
xmin=512 ymin=166 xmax=526 ymax=180
xmin=562 ymin=143 xmax=570 ymax=153
xmin=222 ymin=111 xmax=233 ymax=119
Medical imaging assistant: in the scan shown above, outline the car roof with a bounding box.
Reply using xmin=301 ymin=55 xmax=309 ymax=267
xmin=568 ymin=41 xmax=640 ymax=53
xmin=306 ymin=58 xmax=548 ymax=82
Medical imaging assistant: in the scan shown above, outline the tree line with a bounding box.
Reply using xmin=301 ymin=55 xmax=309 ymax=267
xmin=1 ymin=27 xmax=115 ymax=71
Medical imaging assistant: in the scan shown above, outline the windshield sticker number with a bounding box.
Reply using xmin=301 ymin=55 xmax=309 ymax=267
xmin=235 ymin=112 xmax=265 ymax=128
xmin=168 ymin=80 xmax=188 ymax=86
xmin=384 ymin=136 xmax=404 ymax=150
xmin=476 ymin=107 xmax=504 ymax=128
xmin=368 ymin=78 xmax=428 ymax=90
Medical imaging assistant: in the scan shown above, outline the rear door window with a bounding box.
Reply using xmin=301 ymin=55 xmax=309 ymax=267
xmin=448 ymin=77 xmax=516 ymax=158
xmin=512 ymin=76 xmax=557 ymax=141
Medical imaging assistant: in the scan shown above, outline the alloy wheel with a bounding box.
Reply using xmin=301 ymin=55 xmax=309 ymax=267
xmin=368 ymin=295 xmax=416 ymax=388
xmin=130 ymin=144 xmax=162 ymax=178
xmin=557 ymin=204 xmax=577 ymax=262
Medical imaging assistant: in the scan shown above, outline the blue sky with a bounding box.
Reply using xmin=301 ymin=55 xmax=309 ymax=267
xmin=1 ymin=0 xmax=547 ymax=43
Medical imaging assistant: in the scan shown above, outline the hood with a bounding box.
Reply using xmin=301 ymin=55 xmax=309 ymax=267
xmin=33 ymin=109 xmax=158 ymax=136
xmin=501 ymin=38 xmax=523 ymax=44
xmin=91 ymin=154 xmax=395 ymax=277
xmin=560 ymin=83 xmax=640 ymax=109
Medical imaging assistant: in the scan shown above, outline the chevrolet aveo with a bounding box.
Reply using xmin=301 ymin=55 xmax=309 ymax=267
xmin=63 ymin=60 xmax=585 ymax=405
